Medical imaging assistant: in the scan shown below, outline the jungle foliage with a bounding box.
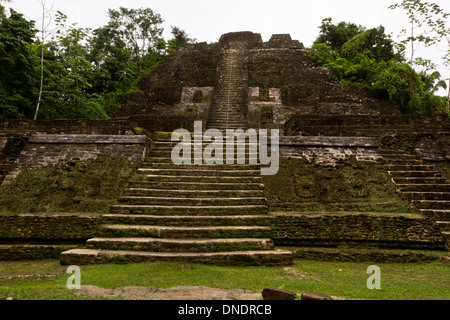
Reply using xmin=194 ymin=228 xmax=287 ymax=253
xmin=0 ymin=5 xmax=194 ymax=119
xmin=307 ymin=17 xmax=448 ymax=114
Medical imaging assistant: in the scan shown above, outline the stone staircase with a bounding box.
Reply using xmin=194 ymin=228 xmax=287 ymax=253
xmin=381 ymin=149 xmax=450 ymax=250
xmin=206 ymin=48 xmax=249 ymax=130
xmin=60 ymin=137 xmax=293 ymax=266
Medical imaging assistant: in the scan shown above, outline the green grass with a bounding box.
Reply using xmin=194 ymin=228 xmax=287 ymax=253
xmin=0 ymin=259 xmax=448 ymax=300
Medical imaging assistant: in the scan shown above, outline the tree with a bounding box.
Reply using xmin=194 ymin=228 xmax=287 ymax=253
xmin=308 ymin=17 xmax=446 ymax=114
xmin=390 ymin=0 xmax=450 ymax=111
xmin=0 ymin=6 xmax=39 ymax=119
xmin=34 ymin=0 xmax=54 ymax=120
xmin=106 ymin=7 xmax=164 ymax=66
xmin=341 ymin=26 xmax=400 ymax=62
xmin=38 ymin=11 xmax=107 ymax=119
xmin=166 ymin=26 xmax=196 ymax=55
xmin=315 ymin=18 xmax=365 ymax=50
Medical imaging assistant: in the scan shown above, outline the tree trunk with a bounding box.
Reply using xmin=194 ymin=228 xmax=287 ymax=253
xmin=34 ymin=3 xmax=45 ymax=120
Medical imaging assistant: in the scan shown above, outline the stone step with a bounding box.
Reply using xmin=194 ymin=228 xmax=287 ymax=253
xmin=60 ymin=249 xmax=294 ymax=266
xmin=397 ymin=184 xmax=450 ymax=192
xmin=127 ymin=181 xmax=265 ymax=191
xmin=206 ymin=124 xmax=249 ymax=129
xmin=123 ymin=188 xmax=264 ymax=198
xmin=109 ymin=205 xmax=268 ymax=216
xmin=117 ymin=196 xmax=267 ymax=206
xmin=154 ymin=141 xmax=260 ymax=147
xmin=420 ymin=209 xmax=450 ymax=220
xmin=86 ymin=237 xmax=274 ymax=252
xmin=101 ymin=214 xmax=271 ymax=227
xmin=386 ymin=165 xmax=435 ymax=171
xmin=210 ymin=110 xmax=247 ymax=115
xmin=207 ymin=126 xmax=250 ymax=130
xmin=140 ymin=163 xmax=262 ymax=171
xmin=152 ymin=145 xmax=262 ymax=151
xmin=384 ymin=159 xmax=425 ymax=165
xmin=148 ymin=150 xmax=259 ymax=157
xmin=379 ymin=150 xmax=411 ymax=154
xmin=382 ymin=154 xmax=418 ymax=159
xmin=134 ymin=175 xmax=262 ymax=183
xmin=388 ymin=171 xmax=442 ymax=178
xmin=144 ymin=157 xmax=263 ymax=165
xmin=95 ymin=225 xmax=273 ymax=239
xmin=411 ymin=200 xmax=450 ymax=209
xmin=443 ymin=232 xmax=450 ymax=250
xmin=207 ymin=119 xmax=247 ymax=123
xmin=207 ymin=121 xmax=248 ymax=125
xmin=136 ymin=168 xmax=261 ymax=177
xmin=392 ymin=177 xmax=449 ymax=184
xmin=436 ymin=221 xmax=450 ymax=231
xmin=402 ymin=192 xmax=450 ymax=201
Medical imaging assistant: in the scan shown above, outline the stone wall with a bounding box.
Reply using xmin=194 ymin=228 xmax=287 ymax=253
xmin=416 ymin=140 xmax=450 ymax=161
xmin=279 ymin=136 xmax=382 ymax=164
xmin=2 ymin=134 xmax=150 ymax=185
xmin=285 ymin=114 xmax=450 ymax=137
xmin=270 ymin=212 xmax=445 ymax=249
xmin=0 ymin=214 xmax=101 ymax=260
xmin=0 ymin=214 xmax=101 ymax=240
xmin=0 ymin=115 xmax=192 ymax=135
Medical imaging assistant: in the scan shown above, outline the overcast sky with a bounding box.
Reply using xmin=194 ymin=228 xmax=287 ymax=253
xmin=4 ymin=0 xmax=450 ymax=95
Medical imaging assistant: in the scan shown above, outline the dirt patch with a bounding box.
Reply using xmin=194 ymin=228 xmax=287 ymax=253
xmin=77 ymin=285 xmax=262 ymax=300
xmin=282 ymin=267 xmax=320 ymax=282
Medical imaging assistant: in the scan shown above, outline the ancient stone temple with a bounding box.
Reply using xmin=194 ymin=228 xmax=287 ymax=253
xmin=0 ymin=32 xmax=449 ymax=266
xmin=113 ymin=31 xmax=399 ymax=132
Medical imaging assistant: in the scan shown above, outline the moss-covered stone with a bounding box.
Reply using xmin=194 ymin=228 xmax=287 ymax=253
xmin=264 ymin=157 xmax=412 ymax=213
xmin=0 ymin=155 xmax=134 ymax=214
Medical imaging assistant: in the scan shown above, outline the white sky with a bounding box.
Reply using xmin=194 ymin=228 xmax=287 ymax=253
xmin=4 ymin=0 xmax=450 ymax=95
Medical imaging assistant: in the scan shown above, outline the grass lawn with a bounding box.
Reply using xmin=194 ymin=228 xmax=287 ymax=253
xmin=0 ymin=259 xmax=448 ymax=300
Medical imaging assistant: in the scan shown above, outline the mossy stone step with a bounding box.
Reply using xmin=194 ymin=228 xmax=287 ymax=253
xmin=86 ymin=237 xmax=274 ymax=252
xmin=384 ymin=159 xmax=426 ymax=165
xmin=140 ymin=163 xmax=262 ymax=170
xmin=123 ymin=188 xmax=264 ymax=198
xmin=149 ymin=150 xmax=261 ymax=157
xmin=101 ymin=214 xmax=271 ymax=226
xmin=403 ymin=192 xmax=450 ymax=201
xmin=96 ymin=225 xmax=273 ymax=239
xmin=137 ymin=168 xmax=261 ymax=177
xmin=109 ymin=205 xmax=268 ymax=216
xmin=393 ymin=177 xmax=448 ymax=184
xmin=436 ymin=221 xmax=450 ymax=231
xmin=420 ymin=209 xmax=450 ymax=220
xmin=127 ymin=181 xmax=265 ymax=191
xmin=134 ymin=175 xmax=262 ymax=183
xmin=118 ymin=196 xmax=267 ymax=206
xmin=60 ymin=249 xmax=294 ymax=266
xmin=397 ymin=184 xmax=450 ymax=192
xmin=386 ymin=165 xmax=435 ymax=171
xmin=412 ymin=200 xmax=450 ymax=209
xmin=382 ymin=154 xmax=418 ymax=159
xmin=388 ymin=171 xmax=442 ymax=178
xmin=144 ymin=157 xmax=264 ymax=165
xmin=152 ymin=144 xmax=264 ymax=150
